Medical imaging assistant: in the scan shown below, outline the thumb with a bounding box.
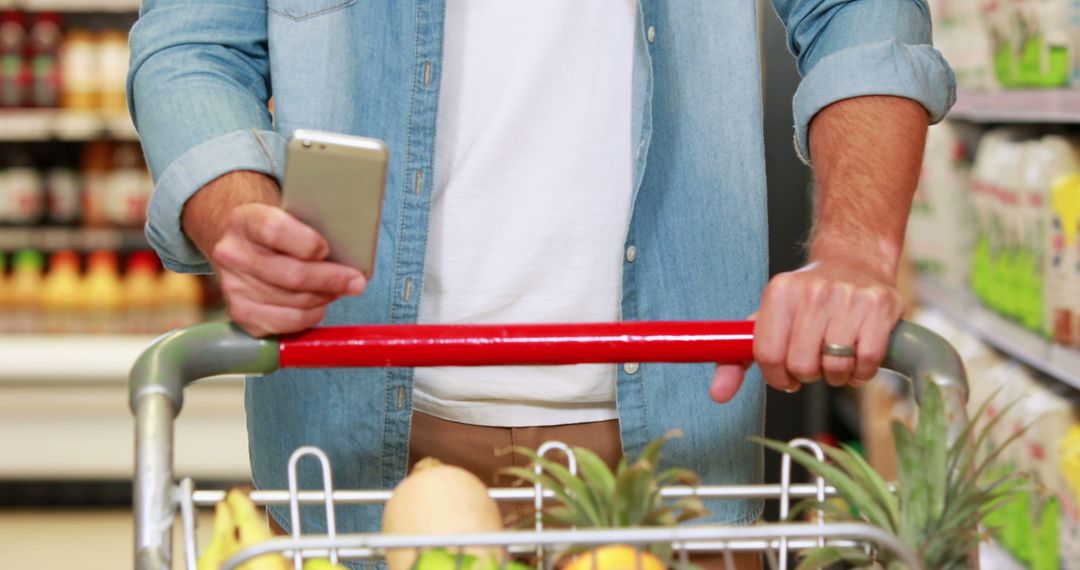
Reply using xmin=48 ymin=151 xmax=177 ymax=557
xmin=710 ymin=363 xmax=749 ymax=403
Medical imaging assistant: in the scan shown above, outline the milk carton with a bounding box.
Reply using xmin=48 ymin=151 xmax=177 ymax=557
xmin=1049 ymin=172 xmax=1080 ymax=345
xmin=1024 ymin=136 xmax=1080 ymax=336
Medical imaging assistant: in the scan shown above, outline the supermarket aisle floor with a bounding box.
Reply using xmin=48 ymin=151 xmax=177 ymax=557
xmin=0 ymin=509 xmax=212 ymax=570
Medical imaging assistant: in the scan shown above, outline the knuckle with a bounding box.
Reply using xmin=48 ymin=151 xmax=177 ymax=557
xmin=802 ymin=277 xmax=830 ymax=304
xmin=278 ymin=265 xmax=308 ymax=290
xmin=822 ymin=356 xmax=854 ymax=374
xmin=786 ymin=358 xmax=819 ymax=380
xmin=753 ymin=344 xmax=782 ymax=366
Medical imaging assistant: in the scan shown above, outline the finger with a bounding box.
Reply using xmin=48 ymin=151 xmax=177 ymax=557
xmin=785 ymin=279 xmax=836 ymax=383
xmin=221 ymin=243 xmax=366 ymax=296
xmin=711 ymin=363 xmax=749 ymax=403
xmin=853 ymin=288 xmax=904 ymax=381
xmin=221 ymin=268 xmax=338 ymax=310
xmin=238 ymin=204 xmax=331 ymax=261
xmin=821 ymin=285 xmax=862 ymax=387
xmin=754 ymin=275 xmax=800 ymax=393
xmin=228 ymin=295 xmax=327 ymax=337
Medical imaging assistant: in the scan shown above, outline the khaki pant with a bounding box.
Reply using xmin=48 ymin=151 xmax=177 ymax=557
xmin=409 ymin=412 xmax=762 ymax=570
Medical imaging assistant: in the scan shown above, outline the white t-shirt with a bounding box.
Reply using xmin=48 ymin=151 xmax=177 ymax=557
xmin=414 ymin=0 xmax=637 ymax=427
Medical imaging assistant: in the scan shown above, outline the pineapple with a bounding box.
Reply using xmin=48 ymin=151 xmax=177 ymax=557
xmin=755 ymin=382 xmax=1029 ymax=570
xmin=503 ymin=430 xmax=708 ymax=568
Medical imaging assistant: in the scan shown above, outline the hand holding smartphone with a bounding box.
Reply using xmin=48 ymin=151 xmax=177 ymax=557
xmin=281 ymin=129 xmax=389 ymax=279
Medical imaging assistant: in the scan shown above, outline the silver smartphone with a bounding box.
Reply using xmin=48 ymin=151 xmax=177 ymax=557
xmin=281 ymin=129 xmax=388 ymax=278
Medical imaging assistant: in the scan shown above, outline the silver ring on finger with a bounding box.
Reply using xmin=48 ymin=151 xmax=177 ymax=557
xmin=821 ymin=342 xmax=856 ymax=358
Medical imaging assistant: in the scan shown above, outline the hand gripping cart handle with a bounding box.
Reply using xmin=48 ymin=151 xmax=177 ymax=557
xmin=128 ymin=320 xmax=969 ymax=570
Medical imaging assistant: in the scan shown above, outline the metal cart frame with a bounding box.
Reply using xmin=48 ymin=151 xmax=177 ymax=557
xmin=129 ymin=320 xmax=970 ymax=570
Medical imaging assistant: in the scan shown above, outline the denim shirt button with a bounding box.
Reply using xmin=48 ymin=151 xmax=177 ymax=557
xmin=623 ymin=362 xmax=640 ymax=375
xmin=646 ymin=26 xmax=656 ymax=43
xmin=625 ymin=245 xmax=637 ymax=263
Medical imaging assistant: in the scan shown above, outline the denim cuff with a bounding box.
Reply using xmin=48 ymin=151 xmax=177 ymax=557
xmin=792 ymin=38 xmax=956 ymax=163
xmin=145 ymin=128 xmax=286 ymax=274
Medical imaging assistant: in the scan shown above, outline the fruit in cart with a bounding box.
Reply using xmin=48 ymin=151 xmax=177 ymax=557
xmin=411 ymin=549 xmax=534 ymax=570
xmin=226 ymin=489 xmax=292 ymax=570
xmin=196 ymin=488 xmax=290 ymax=570
xmin=303 ymin=558 xmax=349 ymax=570
xmin=383 ymin=458 xmax=505 ymax=570
xmin=755 ymin=383 xmax=1030 ymax=570
xmin=503 ymin=430 xmax=707 ymax=568
xmin=198 ymin=499 xmax=240 ymax=570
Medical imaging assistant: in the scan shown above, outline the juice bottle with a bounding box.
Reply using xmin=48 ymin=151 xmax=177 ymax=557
xmin=158 ymin=270 xmax=203 ymax=331
xmin=0 ymin=251 xmax=7 ymax=333
xmin=97 ymin=30 xmax=127 ymax=113
xmin=9 ymin=249 xmax=43 ymax=333
xmin=0 ymin=10 xmax=28 ymax=108
xmin=104 ymin=143 xmax=149 ymax=227
xmin=40 ymin=249 xmax=83 ymax=334
xmin=124 ymin=250 xmax=159 ymax=334
xmin=83 ymin=250 xmax=123 ymax=334
xmin=27 ymin=12 xmax=61 ymax=108
xmin=80 ymin=139 xmax=112 ymax=227
xmin=1048 ymin=173 xmax=1080 ymax=345
xmin=59 ymin=30 xmax=98 ymax=110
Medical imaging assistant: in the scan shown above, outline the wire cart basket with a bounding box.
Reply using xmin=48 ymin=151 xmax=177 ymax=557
xmin=129 ymin=320 xmax=972 ymax=570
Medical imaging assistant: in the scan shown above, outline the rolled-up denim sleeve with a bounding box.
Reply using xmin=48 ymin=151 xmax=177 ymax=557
xmin=127 ymin=0 xmax=285 ymax=273
xmin=772 ymin=0 xmax=956 ymax=162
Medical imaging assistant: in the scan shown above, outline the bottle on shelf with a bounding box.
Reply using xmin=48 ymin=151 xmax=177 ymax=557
xmin=80 ymin=139 xmax=113 ymax=227
xmin=40 ymin=249 xmax=82 ymax=334
xmin=124 ymin=250 xmax=159 ymax=334
xmin=0 ymin=148 xmax=45 ymax=226
xmin=84 ymin=250 xmax=124 ymax=334
xmin=0 ymin=10 xmax=28 ymax=108
xmin=158 ymin=269 xmax=203 ymax=331
xmin=98 ymin=29 xmax=127 ymax=113
xmin=45 ymin=153 xmax=81 ymax=226
xmin=59 ymin=29 xmax=98 ymax=110
xmin=0 ymin=251 xmax=6 ymax=333
xmin=104 ymin=142 xmax=150 ymax=227
xmin=9 ymin=249 xmax=43 ymax=334
xmin=27 ymin=12 xmax=61 ymax=109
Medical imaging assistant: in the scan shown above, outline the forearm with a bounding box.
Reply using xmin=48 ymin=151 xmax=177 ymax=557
xmin=182 ymin=171 xmax=280 ymax=258
xmin=807 ymin=95 xmax=929 ymax=283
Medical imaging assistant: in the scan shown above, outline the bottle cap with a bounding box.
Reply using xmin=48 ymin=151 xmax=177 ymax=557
xmin=126 ymin=250 xmax=161 ymax=274
xmin=13 ymin=249 xmax=44 ymax=272
xmin=49 ymin=250 xmax=80 ymax=271
xmin=87 ymin=250 xmax=118 ymax=273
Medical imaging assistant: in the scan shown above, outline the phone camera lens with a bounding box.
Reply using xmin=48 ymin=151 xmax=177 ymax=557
xmin=302 ymin=140 xmax=312 ymax=148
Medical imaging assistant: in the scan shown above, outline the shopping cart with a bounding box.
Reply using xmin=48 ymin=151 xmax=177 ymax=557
xmin=129 ymin=320 xmax=971 ymax=570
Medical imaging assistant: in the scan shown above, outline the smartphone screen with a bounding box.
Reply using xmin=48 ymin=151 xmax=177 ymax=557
xmin=281 ymin=130 xmax=388 ymax=278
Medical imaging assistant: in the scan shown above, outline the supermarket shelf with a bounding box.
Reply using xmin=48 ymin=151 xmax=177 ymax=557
xmin=0 ymin=335 xmax=156 ymax=384
xmin=831 ymin=388 xmax=862 ymax=438
xmin=0 ymin=110 xmax=138 ymax=141
xmin=0 ymin=226 xmax=148 ymax=252
xmin=948 ymin=89 xmax=1080 ymax=124
xmin=1 ymin=0 xmax=139 ymax=12
xmin=915 ymin=276 xmax=1080 ymax=390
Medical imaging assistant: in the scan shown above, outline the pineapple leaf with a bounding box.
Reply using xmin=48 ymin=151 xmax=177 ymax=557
xmin=751 ymin=437 xmax=893 ymax=529
xmin=570 ymin=446 xmax=617 ymax=524
xmin=655 ymin=467 xmax=700 ymax=488
xmin=670 ymin=498 xmax=710 ymax=523
xmin=795 ymin=546 xmax=871 ymax=570
xmin=640 ymin=429 xmax=683 ymax=468
xmin=950 ymin=398 xmax=1023 ymax=491
xmin=616 ymin=460 xmax=657 ymax=526
xmin=892 ymin=420 xmax=929 ymax=546
xmin=511 ymin=448 xmax=605 ymax=527
xmin=496 ymin=468 xmax=583 ymax=520
xmin=787 ymin=498 xmax=861 ymax=523
xmin=915 ymin=382 xmax=948 ymax=524
xmin=829 ymin=443 xmax=900 ymax=531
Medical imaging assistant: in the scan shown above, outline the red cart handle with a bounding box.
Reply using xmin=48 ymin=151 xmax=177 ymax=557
xmin=278 ymin=320 xmax=754 ymax=368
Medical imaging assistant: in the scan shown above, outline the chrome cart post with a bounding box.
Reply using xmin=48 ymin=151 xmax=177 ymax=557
xmin=129 ymin=323 xmax=279 ymax=570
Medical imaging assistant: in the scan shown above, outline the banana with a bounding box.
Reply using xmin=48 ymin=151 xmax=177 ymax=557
xmin=197 ymin=499 xmax=239 ymax=570
xmin=225 ymin=489 xmax=291 ymax=570
xmin=303 ymin=558 xmax=349 ymax=570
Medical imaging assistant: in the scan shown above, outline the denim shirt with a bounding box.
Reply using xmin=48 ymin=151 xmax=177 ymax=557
xmin=129 ymin=0 xmax=954 ymax=539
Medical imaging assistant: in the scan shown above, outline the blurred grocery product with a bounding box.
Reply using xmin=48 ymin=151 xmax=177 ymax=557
xmin=97 ymin=29 xmax=127 ymax=113
xmin=1049 ymin=172 xmax=1080 ymax=345
xmin=8 ymin=248 xmax=42 ymax=333
xmin=27 ymin=12 xmax=61 ymax=108
xmin=158 ymin=269 xmax=203 ymax=331
xmin=80 ymin=139 xmax=112 ymax=227
xmin=59 ymin=29 xmax=98 ymax=110
xmin=84 ymin=249 xmax=122 ymax=334
xmin=44 ymin=155 xmax=80 ymax=225
xmin=103 ymin=142 xmax=151 ymax=227
xmin=0 ymin=148 xmax=44 ymax=225
xmin=39 ymin=249 xmax=81 ymax=334
xmin=0 ymin=10 xmax=29 ymax=108
xmin=123 ymin=250 xmax=159 ymax=334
